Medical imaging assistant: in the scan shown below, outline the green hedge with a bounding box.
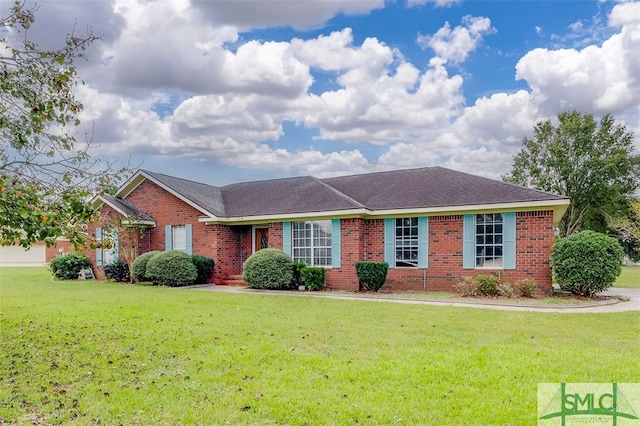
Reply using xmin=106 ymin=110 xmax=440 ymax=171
xmin=551 ymin=230 xmax=623 ymax=297
xmin=49 ymin=252 xmax=91 ymax=280
xmin=146 ymin=250 xmax=197 ymax=287
xmin=475 ymin=274 xmax=499 ymax=296
xmin=301 ymin=267 xmax=326 ymax=291
xmin=243 ymin=249 xmax=294 ymax=290
xmin=131 ymin=251 xmax=160 ymax=282
xmin=104 ymin=260 xmax=130 ymax=282
xmin=192 ymin=255 xmax=214 ymax=284
xmin=355 ymin=261 xmax=388 ymax=292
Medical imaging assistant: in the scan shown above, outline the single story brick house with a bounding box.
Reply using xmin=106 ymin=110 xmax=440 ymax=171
xmin=87 ymin=167 xmax=570 ymax=293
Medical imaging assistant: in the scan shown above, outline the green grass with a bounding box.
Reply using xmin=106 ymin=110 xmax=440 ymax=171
xmin=1 ymin=267 xmax=639 ymax=425
xmin=614 ymin=265 xmax=640 ymax=288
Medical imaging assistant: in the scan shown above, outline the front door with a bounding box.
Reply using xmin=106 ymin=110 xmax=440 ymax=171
xmin=255 ymin=227 xmax=269 ymax=251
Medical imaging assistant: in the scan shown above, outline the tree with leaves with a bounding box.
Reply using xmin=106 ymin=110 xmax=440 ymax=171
xmin=503 ymin=111 xmax=640 ymax=237
xmin=608 ymin=198 xmax=640 ymax=261
xmin=1 ymin=1 xmax=129 ymax=248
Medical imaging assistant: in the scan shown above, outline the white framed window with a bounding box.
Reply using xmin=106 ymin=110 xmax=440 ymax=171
xmin=395 ymin=217 xmax=419 ymax=268
xmin=164 ymin=224 xmax=192 ymax=255
xmin=475 ymin=213 xmax=503 ymax=268
xmin=172 ymin=225 xmax=187 ymax=252
xmin=292 ymin=220 xmax=332 ymax=267
xmin=95 ymin=228 xmax=118 ymax=267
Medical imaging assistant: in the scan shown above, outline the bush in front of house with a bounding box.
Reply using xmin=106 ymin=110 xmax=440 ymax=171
xmin=146 ymin=250 xmax=197 ymax=287
xmin=104 ymin=260 xmax=130 ymax=282
xmin=49 ymin=252 xmax=92 ymax=280
xmin=192 ymin=255 xmax=214 ymax=284
xmin=515 ymin=278 xmax=538 ymax=298
xmin=496 ymin=283 xmax=514 ymax=298
xmin=131 ymin=251 xmax=160 ymax=282
xmin=292 ymin=261 xmax=307 ymax=288
xmin=475 ymin=274 xmax=500 ymax=296
xmin=454 ymin=276 xmax=477 ymax=297
xmin=355 ymin=261 xmax=388 ymax=292
xmin=242 ymin=249 xmax=294 ymax=290
xmin=551 ymin=230 xmax=624 ymax=297
xmin=301 ymin=266 xmax=326 ymax=291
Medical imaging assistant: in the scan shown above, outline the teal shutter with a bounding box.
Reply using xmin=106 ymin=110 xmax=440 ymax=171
xmin=384 ymin=218 xmax=395 ymax=268
xmin=95 ymin=227 xmax=103 ymax=266
xmin=165 ymin=225 xmax=172 ymax=251
xmin=418 ymin=216 xmax=428 ymax=269
xmin=331 ymin=219 xmax=341 ymax=268
xmin=503 ymin=212 xmax=516 ymax=269
xmin=282 ymin=222 xmax=292 ymax=257
xmin=463 ymin=215 xmax=475 ymax=269
xmin=185 ymin=224 xmax=193 ymax=255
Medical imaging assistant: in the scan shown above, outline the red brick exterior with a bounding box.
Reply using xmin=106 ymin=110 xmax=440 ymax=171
xmin=45 ymin=240 xmax=73 ymax=262
xmin=87 ymin=179 xmax=556 ymax=293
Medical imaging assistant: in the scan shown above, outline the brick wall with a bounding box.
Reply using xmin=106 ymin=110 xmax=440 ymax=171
xmin=268 ymin=222 xmax=283 ymax=249
xmin=507 ymin=210 xmax=555 ymax=291
xmin=207 ymin=224 xmax=250 ymax=282
xmin=326 ymin=212 xmax=555 ymax=293
xmin=325 ymin=218 xmax=365 ymax=291
xmin=46 ymin=240 xmax=73 ymax=262
xmin=87 ymin=180 xmax=556 ymax=294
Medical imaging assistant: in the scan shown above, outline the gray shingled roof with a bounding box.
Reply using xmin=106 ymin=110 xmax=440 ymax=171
xmin=221 ymin=176 xmax=364 ymax=217
xmin=101 ymin=194 xmax=155 ymax=222
xmin=123 ymin=166 xmax=567 ymax=220
xmin=321 ymin=166 xmax=567 ymax=210
xmin=142 ymin=170 xmax=226 ymax=217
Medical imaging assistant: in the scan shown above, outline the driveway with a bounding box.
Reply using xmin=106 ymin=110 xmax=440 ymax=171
xmin=187 ymin=285 xmax=640 ymax=313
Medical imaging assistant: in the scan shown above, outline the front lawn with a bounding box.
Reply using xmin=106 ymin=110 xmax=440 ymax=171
xmin=613 ymin=265 xmax=640 ymax=288
xmin=1 ymin=267 xmax=638 ymax=424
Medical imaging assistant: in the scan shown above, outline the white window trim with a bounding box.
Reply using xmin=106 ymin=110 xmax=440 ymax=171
xmin=292 ymin=220 xmax=333 ymax=267
xmin=395 ymin=217 xmax=419 ymax=268
xmin=475 ymin=213 xmax=504 ymax=269
xmin=172 ymin=225 xmax=187 ymax=252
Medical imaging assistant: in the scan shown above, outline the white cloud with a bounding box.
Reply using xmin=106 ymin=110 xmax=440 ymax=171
xmin=191 ymin=0 xmax=384 ymax=31
xmin=21 ymin=0 xmax=639 ymax=184
xmin=516 ymin=22 xmax=639 ymax=116
xmin=407 ymin=0 xmax=461 ymax=7
xmin=417 ymin=15 xmax=495 ymax=64
xmin=569 ymin=21 xmax=584 ymax=32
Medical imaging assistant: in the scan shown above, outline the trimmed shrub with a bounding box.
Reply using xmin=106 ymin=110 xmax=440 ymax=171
xmin=146 ymin=250 xmax=197 ymax=287
xmin=454 ymin=276 xmax=477 ymax=297
xmin=551 ymin=230 xmax=623 ymax=297
xmin=475 ymin=274 xmax=499 ymax=296
xmin=192 ymin=255 xmax=214 ymax=284
xmin=292 ymin=261 xmax=307 ymax=288
xmin=355 ymin=261 xmax=388 ymax=292
xmin=243 ymin=249 xmax=294 ymax=290
xmin=301 ymin=267 xmax=326 ymax=291
xmin=104 ymin=260 xmax=130 ymax=282
xmin=515 ymin=278 xmax=538 ymax=298
xmin=131 ymin=251 xmax=160 ymax=282
xmin=497 ymin=283 xmax=514 ymax=298
xmin=49 ymin=252 xmax=92 ymax=280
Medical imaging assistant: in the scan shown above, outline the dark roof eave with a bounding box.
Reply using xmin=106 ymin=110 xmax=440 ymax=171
xmin=121 ymin=219 xmax=156 ymax=227
xmin=198 ymin=198 xmax=570 ymax=225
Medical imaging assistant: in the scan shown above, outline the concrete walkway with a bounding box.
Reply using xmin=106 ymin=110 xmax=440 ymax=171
xmin=187 ymin=285 xmax=640 ymax=314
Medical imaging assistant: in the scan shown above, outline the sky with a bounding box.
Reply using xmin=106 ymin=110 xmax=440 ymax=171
xmin=4 ymin=0 xmax=640 ymax=186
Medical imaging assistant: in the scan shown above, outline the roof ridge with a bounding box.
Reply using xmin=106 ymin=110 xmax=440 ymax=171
xmin=322 ymin=165 xmax=439 ymax=181
xmin=438 ymin=167 xmax=568 ymax=199
xmin=221 ymin=174 xmax=314 ymax=189
xmin=308 ymin=176 xmax=367 ymax=209
xmin=142 ymin=169 xmax=221 ymax=190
